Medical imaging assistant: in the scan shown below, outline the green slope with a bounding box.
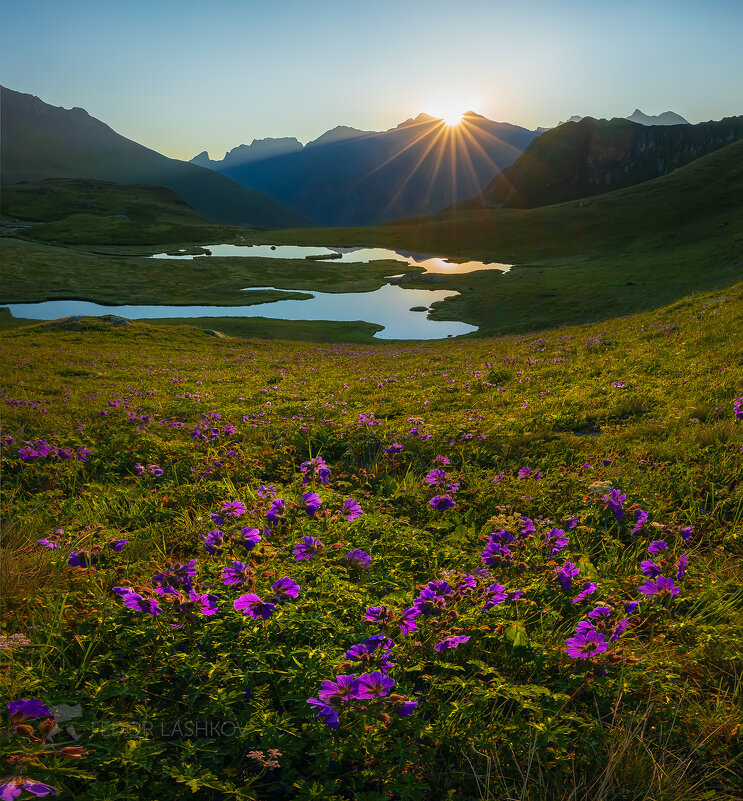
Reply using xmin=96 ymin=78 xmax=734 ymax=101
xmin=0 ymin=86 xmax=308 ymax=229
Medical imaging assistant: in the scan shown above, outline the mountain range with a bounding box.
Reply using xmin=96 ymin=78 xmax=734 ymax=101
xmin=558 ymin=109 xmax=689 ymax=126
xmin=466 ymin=114 xmax=743 ymax=210
xmin=189 ymin=112 xmax=540 ymax=226
xmin=0 ymin=86 xmax=307 ymax=229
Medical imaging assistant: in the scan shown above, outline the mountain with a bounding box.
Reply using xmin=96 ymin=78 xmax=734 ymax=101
xmin=192 ymin=137 xmax=303 ymax=170
xmin=626 ymin=108 xmax=689 ymax=126
xmin=191 ymin=111 xmax=539 ymax=226
xmin=470 ymin=114 xmax=743 ymax=209
xmin=0 ymin=86 xmax=307 ymax=228
xmin=557 ymin=110 xmax=689 ymax=127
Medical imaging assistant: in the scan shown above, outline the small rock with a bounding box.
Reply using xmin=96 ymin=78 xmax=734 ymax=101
xmin=204 ymin=329 xmax=227 ymax=339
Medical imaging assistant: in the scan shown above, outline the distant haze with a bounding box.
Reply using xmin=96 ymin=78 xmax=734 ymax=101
xmin=1 ymin=0 xmax=741 ymax=160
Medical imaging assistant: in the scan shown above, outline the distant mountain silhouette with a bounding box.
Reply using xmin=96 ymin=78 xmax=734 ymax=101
xmin=469 ymin=115 xmax=743 ymax=209
xmin=557 ymin=109 xmax=689 ymax=127
xmin=192 ymin=137 xmax=303 ymax=170
xmin=191 ymin=111 xmax=539 ymax=225
xmin=1 ymin=86 xmax=307 ymax=228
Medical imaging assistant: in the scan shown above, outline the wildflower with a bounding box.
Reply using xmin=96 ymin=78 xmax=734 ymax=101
xmin=257 ymin=484 xmax=277 ymax=499
xmin=602 ymin=489 xmax=626 ymax=520
xmin=271 ymin=576 xmax=300 ymax=601
xmin=345 ymin=637 xmax=394 ymax=673
xmin=624 ymin=600 xmax=640 ymax=614
xmin=344 ymin=548 xmax=371 ymax=568
xmin=434 ymin=635 xmax=470 ymax=652
xmin=221 ymin=500 xmax=247 ymax=518
xmin=342 ymin=498 xmax=363 ymax=521
xmin=234 ymin=593 xmax=275 ymax=619
xmin=555 ymin=562 xmax=580 ymax=590
xmin=266 ymin=498 xmax=286 ymax=524
xmin=188 ymin=592 xmax=220 ymax=616
xmin=544 ymin=528 xmax=568 ymax=556
xmin=107 ymin=539 xmax=128 ymax=552
xmin=588 ymin=605 xmax=612 ymax=620
xmin=0 ymin=778 xmax=58 ymax=799
xmin=647 ymin=540 xmax=668 ymax=554
xmin=630 ymin=509 xmax=648 ymax=534
xmin=518 ymin=466 xmax=541 ymax=480
xmin=413 ymin=588 xmax=447 ymax=617
xmin=429 ymin=495 xmax=455 ymax=511
xmin=680 ymin=526 xmax=694 ymax=542
xmin=610 ymin=619 xmax=628 ymax=642
xmin=293 ymin=536 xmax=323 ymax=561
xmin=572 ymin=583 xmax=598 ymax=604
xmin=396 ymin=701 xmax=418 ymax=717
xmin=353 ymin=671 xmax=395 ymax=699
xmin=201 ymin=530 xmax=225 ymax=555
xmin=318 ymin=674 xmax=358 ymax=703
xmin=638 ymin=576 xmax=680 ymax=598
xmin=221 ymin=561 xmax=252 ymax=587
xmin=363 ymin=606 xmax=395 ymax=625
xmin=239 ymin=528 xmax=262 ymax=551
xmin=482 ymin=583 xmax=507 ymax=611
xmin=300 ymin=456 xmax=330 ymax=485
xmin=301 ymin=492 xmax=322 ymax=517
xmin=425 ymin=468 xmax=447 ymax=487
xmin=734 ymin=396 xmax=743 ymax=419
xmin=398 ymin=607 xmax=420 ymax=635
xmin=306 ymin=698 xmax=339 ymax=729
xmin=7 ymin=699 xmax=52 ymax=721
xmin=639 ymin=560 xmax=662 ymax=579
xmin=676 ymin=553 xmax=688 ymax=580
xmin=68 ymin=550 xmax=98 ymax=568
xmin=114 ymin=589 xmax=160 ymax=616
xmin=384 ymin=443 xmax=403 ymax=455
xmin=564 ymin=624 xmax=608 ymax=659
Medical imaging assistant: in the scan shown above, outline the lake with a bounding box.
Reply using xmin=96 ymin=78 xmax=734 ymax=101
xmin=5 ymin=284 xmax=477 ymax=340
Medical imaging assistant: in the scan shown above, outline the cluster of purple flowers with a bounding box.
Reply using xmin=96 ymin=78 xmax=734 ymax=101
xmin=234 ymin=577 xmax=300 ymax=620
xmin=68 ymin=538 xmax=128 ymax=568
xmin=637 ymin=540 xmax=687 ymax=599
xmin=134 ymin=462 xmax=163 ymax=477
xmin=481 ymin=518 xmax=535 ymax=567
xmin=734 ymin=396 xmax=743 ymax=420
xmin=17 ymin=439 xmax=90 ymax=463
xmin=602 ymin=488 xmax=626 ymax=520
xmin=425 ymin=460 xmax=460 ymax=511
xmin=300 ymin=455 xmax=330 ymax=486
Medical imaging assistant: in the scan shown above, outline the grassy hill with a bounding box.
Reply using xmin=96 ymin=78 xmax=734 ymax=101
xmin=0 ymin=86 xmax=307 ymax=229
xmin=2 ymin=281 xmax=742 ymax=800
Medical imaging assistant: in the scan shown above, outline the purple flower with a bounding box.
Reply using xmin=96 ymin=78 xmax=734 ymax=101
xmin=342 ymin=498 xmax=363 ymax=521
xmin=345 ymin=636 xmax=394 ymax=673
xmin=413 ymin=588 xmax=446 ymax=617
xmin=564 ymin=624 xmax=608 ymax=659
xmin=544 ymin=528 xmax=568 ymax=556
xmin=107 ymin=539 xmax=128 ymax=552
xmin=306 ymin=698 xmax=339 ymax=729
xmin=221 ymin=500 xmax=247 ymax=517
xmin=624 ymin=600 xmax=640 ymax=614
xmin=429 ymin=495 xmax=455 ymax=511
xmin=300 ymin=456 xmax=330 ymax=486
xmin=363 ymin=605 xmax=395 ymax=625
xmin=115 ymin=589 xmax=161 ymax=616
xmin=293 ymin=536 xmax=323 ymax=561
xmin=38 ymin=539 xmax=61 ymax=550
xmin=189 ymin=592 xmax=220 ymax=616
xmin=266 ymin=498 xmax=286 ymax=524
xmin=384 ymin=443 xmax=403 ymax=455
xmin=68 ymin=550 xmax=97 ymax=568
xmin=271 ymin=576 xmax=300 ymax=601
xmin=518 ymin=466 xmax=541 ymax=480
xmin=234 ymin=593 xmax=275 ymax=619
xmin=555 ymin=562 xmax=580 ymax=591
xmin=630 ymin=509 xmax=649 ymax=534
xmin=7 ymin=699 xmax=52 ymax=721
xmin=588 ymin=605 xmax=612 ymax=620
xmin=425 ymin=469 xmax=447 ymax=487
xmin=481 ymin=540 xmax=512 ymax=567
xmin=565 ymin=516 xmax=580 ymax=529
xmin=676 ymin=553 xmax=688 ymax=580
xmin=301 ymin=492 xmax=322 ymax=517
xmin=734 ymin=396 xmax=743 ymax=420
xmin=602 ymin=489 xmax=626 ymax=520
xmin=344 ymin=548 xmax=371 ymax=568
xmin=519 ymin=517 xmax=537 ymax=537
xmin=221 ymin=561 xmax=252 ymax=587
xmin=572 ymin=583 xmax=598 ymax=604
xmin=257 ymin=484 xmax=277 ymax=499
xmin=640 ymin=560 xmax=662 ymax=579
xmin=482 ymin=583 xmax=507 ymax=611
xmin=396 ymin=701 xmax=418 ymax=717
xmin=647 ymin=540 xmax=668 ymax=555
xmin=680 ymin=526 xmax=694 ymax=542
xmin=353 ymin=671 xmax=395 ymax=699
xmin=318 ymin=674 xmax=358 ymax=703
xmin=398 ymin=607 xmax=420 ymax=635
xmin=638 ymin=576 xmax=680 ymax=598
xmin=239 ymin=527 xmax=262 ymax=551
xmin=201 ymin=530 xmax=225 ymax=555
xmin=610 ymin=619 xmax=628 ymax=642
xmin=0 ymin=778 xmax=58 ymax=799
xmin=434 ymin=635 xmax=470 ymax=652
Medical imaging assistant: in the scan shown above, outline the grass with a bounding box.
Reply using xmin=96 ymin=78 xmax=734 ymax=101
xmin=1 ymin=280 xmax=743 ymax=800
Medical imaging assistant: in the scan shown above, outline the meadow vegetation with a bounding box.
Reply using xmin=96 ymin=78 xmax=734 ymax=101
xmin=2 ymin=282 xmax=742 ymax=800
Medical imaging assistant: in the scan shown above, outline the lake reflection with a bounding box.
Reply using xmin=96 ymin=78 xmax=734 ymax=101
xmin=150 ymin=244 xmax=510 ymax=275
xmin=4 ymin=284 xmax=477 ymax=340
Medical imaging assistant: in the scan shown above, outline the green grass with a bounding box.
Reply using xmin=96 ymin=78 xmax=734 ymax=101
xmin=1 ymin=281 xmax=743 ymax=800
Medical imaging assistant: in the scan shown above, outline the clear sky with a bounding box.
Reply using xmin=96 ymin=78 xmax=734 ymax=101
xmin=2 ymin=0 xmax=741 ymax=161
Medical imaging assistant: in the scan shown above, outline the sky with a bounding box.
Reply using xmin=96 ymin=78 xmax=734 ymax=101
xmin=2 ymin=0 xmax=742 ymax=161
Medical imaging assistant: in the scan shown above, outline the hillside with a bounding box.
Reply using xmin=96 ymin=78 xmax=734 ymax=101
xmin=196 ymin=111 xmax=539 ymax=226
xmin=471 ymin=114 xmax=743 ymax=209
xmin=0 ymin=86 xmax=307 ymax=229
xmin=2 ymin=283 xmax=743 ymax=800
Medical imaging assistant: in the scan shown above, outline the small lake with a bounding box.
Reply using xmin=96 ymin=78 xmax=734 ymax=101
xmin=4 ymin=285 xmax=477 ymax=340
xmin=150 ymin=244 xmax=510 ymax=275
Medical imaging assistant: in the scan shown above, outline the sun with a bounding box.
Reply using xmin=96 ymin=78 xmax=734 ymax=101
xmin=442 ymin=110 xmax=464 ymax=127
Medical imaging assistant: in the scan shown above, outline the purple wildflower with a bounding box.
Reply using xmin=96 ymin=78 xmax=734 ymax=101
xmin=396 ymin=701 xmax=418 ymax=717
xmin=647 ymin=540 xmax=668 ymax=555
xmin=271 ymin=576 xmax=300 ymax=601
xmin=257 ymin=484 xmax=277 ymax=499
xmin=234 ymin=593 xmax=275 ymax=620
xmin=630 ymin=509 xmax=649 ymax=534
xmin=413 ymin=588 xmax=446 ymax=617
xmin=318 ymin=674 xmax=358 ymax=703
xmin=306 ymin=698 xmax=339 ymax=729
xmin=624 ymin=600 xmax=640 ymax=614
xmin=638 ymin=576 xmax=680 ymax=598
xmin=564 ymin=624 xmax=608 ymax=659
xmin=572 ymin=583 xmax=598 ymax=604
xmin=398 ymin=607 xmax=420 ymax=635
xmin=425 ymin=469 xmax=447 ymax=487
xmin=676 ymin=553 xmax=688 ymax=580
xmin=680 ymin=526 xmax=694 ymax=542
xmin=107 ymin=539 xmax=128 ymax=552
xmin=201 ymin=530 xmax=225 ymax=555
xmin=482 ymin=583 xmax=508 ymax=611
xmin=344 ymin=548 xmax=371 ymax=568
xmin=384 ymin=443 xmax=404 ymax=455
xmin=610 ymin=619 xmax=628 ymax=642
xmin=640 ymin=560 xmax=662 ymax=579
xmin=293 ymin=536 xmax=323 ymax=561
xmin=545 ymin=528 xmax=569 ymax=556
xmin=342 ymin=498 xmax=363 ymax=521
xmin=221 ymin=561 xmax=252 ymax=587
xmin=434 ymin=635 xmax=470 ymax=652
xmin=7 ymin=699 xmax=52 ymax=721
xmin=239 ymin=527 xmax=262 ymax=551
xmin=555 ymin=562 xmax=580 ymax=591
xmin=429 ymin=495 xmax=455 ymax=511
xmin=353 ymin=671 xmax=395 ymax=699
xmin=221 ymin=500 xmax=247 ymax=518
xmin=588 ymin=605 xmax=612 ymax=620
xmin=363 ymin=606 xmax=395 ymax=625
xmin=68 ymin=550 xmax=97 ymax=568
xmin=0 ymin=778 xmax=58 ymax=799
xmin=265 ymin=498 xmax=287 ymax=525
xmin=301 ymin=492 xmax=322 ymax=518
xmin=602 ymin=488 xmax=626 ymax=520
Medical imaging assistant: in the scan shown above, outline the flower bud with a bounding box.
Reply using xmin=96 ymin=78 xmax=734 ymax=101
xmin=59 ymin=746 xmax=88 ymax=760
